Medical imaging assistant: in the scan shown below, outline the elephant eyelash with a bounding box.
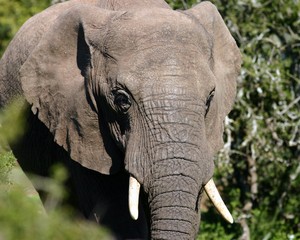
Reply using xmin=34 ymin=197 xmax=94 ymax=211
xmin=113 ymin=89 xmax=132 ymax=114
xmin=205 ymin=89 xmax=215 ymax=117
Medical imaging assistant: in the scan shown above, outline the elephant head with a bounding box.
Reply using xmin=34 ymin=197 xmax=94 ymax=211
xmin=20 ymin=2 xmax=241 ymax=239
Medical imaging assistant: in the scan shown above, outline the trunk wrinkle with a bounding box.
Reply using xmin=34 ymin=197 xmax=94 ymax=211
xmin=152 ymin=228 xmax=190 ymax=235
xmin=152 ymin=141 xmax=201 ymax=148
xmin=151 ymin=205 xmax=194 ymax=213
xmin=153 ymin=156 xmax=199 ymax=164
xmin=149 ymin=190 xmax=196 ymax=208
xmin=152 ymin=173 xmax=198 ymax=185
xmin=153 ymin=218 xmax=194 ymax=226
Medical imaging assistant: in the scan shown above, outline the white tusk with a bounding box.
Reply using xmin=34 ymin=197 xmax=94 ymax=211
xmin=204 ymin=179 xmax=234 ymax=224
xmin=129 ymin=175 xmax=140 ymax=220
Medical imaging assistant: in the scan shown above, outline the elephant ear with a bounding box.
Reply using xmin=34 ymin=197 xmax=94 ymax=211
xmin=20 ymin=5 xmax=123 ymax=174
xmin=186 ymin=2 xmax=242 ymax=155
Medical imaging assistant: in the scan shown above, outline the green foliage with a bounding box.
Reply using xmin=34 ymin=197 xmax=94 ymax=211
xmin=213 ymin=0 xmax=300 ymax=238
xmin=166 ymin=0 xmax=200 ymax=9
xmin=0 ymin=159 xmax=111 ymax=240
xmin=0 ymin=151 xmax=16 ymax=185
xmin=0 ymin=0 xmax=51 ymax=56
xmin=0 ymin=180 xmax=111 ymax=240
xmin=0 ymin=97 xmax=28 ymax=152
xmin=0 ymin=100 xmax=111 ymax=239
xmin=197 ymin=209 xmax=241 ymax=240
xmin=212 ymin=0 xmax=300 ymax=238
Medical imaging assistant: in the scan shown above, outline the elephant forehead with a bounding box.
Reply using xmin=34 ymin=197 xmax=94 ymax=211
xmin=117 ymin=46 xmax=216 ymax=102
xmin=106 ymin=9 xmax=211 ymax=54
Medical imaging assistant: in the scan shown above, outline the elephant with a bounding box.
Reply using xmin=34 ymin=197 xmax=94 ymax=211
xmin=0 ymin=0 xmax=241 ymax=239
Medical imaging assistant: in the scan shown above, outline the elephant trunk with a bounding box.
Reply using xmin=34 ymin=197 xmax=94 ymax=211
xmin=146 ymin=150 xmax=204 ymax=240
xmin=126 ymin=88 xmax=214 ymax=238
xmin=150 ymin=205 xmax=199 ymax=240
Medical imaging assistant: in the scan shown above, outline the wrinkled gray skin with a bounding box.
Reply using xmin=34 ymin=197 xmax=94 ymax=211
xmin=0 ymin=0 xmax=241 ymax=239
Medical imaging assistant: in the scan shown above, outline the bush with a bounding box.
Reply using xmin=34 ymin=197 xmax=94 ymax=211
xmin=0 ymin=99 xmax=111 ymax=240
xmin=0 ymin=185 xmax=111 ymax=240
xmin=0 ymin=0 xmax=51 ymax=56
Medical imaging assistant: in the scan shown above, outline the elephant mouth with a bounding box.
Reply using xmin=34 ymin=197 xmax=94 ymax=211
xmin=128 ymin=175 xmax=233 ymax=223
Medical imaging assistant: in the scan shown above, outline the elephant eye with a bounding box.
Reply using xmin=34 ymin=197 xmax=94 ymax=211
xmin=205 ymin=89 xmax=215 ymax=117
xmin=113 ymin=90 xmax=132 ymax=114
